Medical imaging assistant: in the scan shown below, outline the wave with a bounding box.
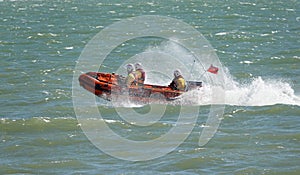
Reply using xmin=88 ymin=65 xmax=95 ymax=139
xmin=0 ymin=116 xmax=175 ymax=134
xmin=0 ymin=117 xmax=79 ymax=133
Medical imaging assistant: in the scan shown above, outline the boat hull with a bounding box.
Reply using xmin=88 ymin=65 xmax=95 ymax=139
xmin=78 ymin=72 xmax=202 ymax=102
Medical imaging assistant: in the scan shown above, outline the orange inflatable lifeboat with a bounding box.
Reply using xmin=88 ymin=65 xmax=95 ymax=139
xmin=79 ymin=72 xmax=202 ymax=102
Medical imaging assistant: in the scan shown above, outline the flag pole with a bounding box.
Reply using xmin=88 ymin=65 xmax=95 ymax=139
xmin=199 ymin=70 xmax=208 ymax=80
xmin=189 ymin=60 xmax=196 ymax=75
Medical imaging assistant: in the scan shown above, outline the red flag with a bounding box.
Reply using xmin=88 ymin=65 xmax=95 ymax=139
xmin=207 ymin=64 xmax=219 ymax=74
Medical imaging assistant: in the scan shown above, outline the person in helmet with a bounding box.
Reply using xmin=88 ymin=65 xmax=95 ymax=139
xmin=169 ymin=69 xmax=186 ymax=91
xmin=134 ymin=62 xmax=145 ymax=85
xmin=125 ymin=63 xmax=136 ymax=87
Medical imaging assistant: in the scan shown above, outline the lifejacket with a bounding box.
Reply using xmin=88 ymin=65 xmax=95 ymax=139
xmin=125 ymin=72 xmax=136 ymax=87
xmin=170 ymin=76 xmax=186 ymax=91
xmin=134 ymin=69 xmax=145 ymax=85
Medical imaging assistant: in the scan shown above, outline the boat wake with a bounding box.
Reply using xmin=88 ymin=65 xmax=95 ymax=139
xmin=177 ymin=75 xmax=300 ymax=107
xmin=223 ymin=76 xmax=300 ymax=106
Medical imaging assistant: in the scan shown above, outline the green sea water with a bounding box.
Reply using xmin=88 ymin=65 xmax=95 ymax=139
xmin=1 ymin=0 xmax=300 ymax=174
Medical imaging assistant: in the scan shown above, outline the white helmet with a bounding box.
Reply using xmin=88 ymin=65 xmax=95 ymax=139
xmin=174 ymin=69 xmax=182 ymax=77
xmin=126 ymin=63 xmax=134 ymax=73
xmin=134 ymin=62 xmax=143 ymax=70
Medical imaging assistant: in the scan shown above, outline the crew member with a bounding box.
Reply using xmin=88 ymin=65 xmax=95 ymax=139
xmin=169 ymin=69 xmax=186 ymax=91
xmin=134 ymin=62 xmax=145 ymax=85
xmin=125 ymin=64 xmax=136 ymax=87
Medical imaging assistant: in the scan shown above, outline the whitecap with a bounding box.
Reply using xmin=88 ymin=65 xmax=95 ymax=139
xmin=215 ymin=32 xmax=228 ymax=36
xmin=240 ymin=60 xmax=253 ymax=64
xmin=64 ymin=46 xmax=74 ymax=50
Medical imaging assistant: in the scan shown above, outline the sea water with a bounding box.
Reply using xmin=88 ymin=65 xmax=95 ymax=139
xmin=1 ymin=0 xmax=300 ymax=174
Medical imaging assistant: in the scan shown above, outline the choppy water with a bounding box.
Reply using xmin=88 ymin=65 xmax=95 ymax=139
xmin=1 ymin=0 xmax=300 ymax=174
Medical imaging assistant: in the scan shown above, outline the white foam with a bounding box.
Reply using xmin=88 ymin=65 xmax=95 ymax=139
xmin=178 ymin=75 xmax=300 ymax=106
xmin=223 ymin=76 xmax=300 ymax=106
